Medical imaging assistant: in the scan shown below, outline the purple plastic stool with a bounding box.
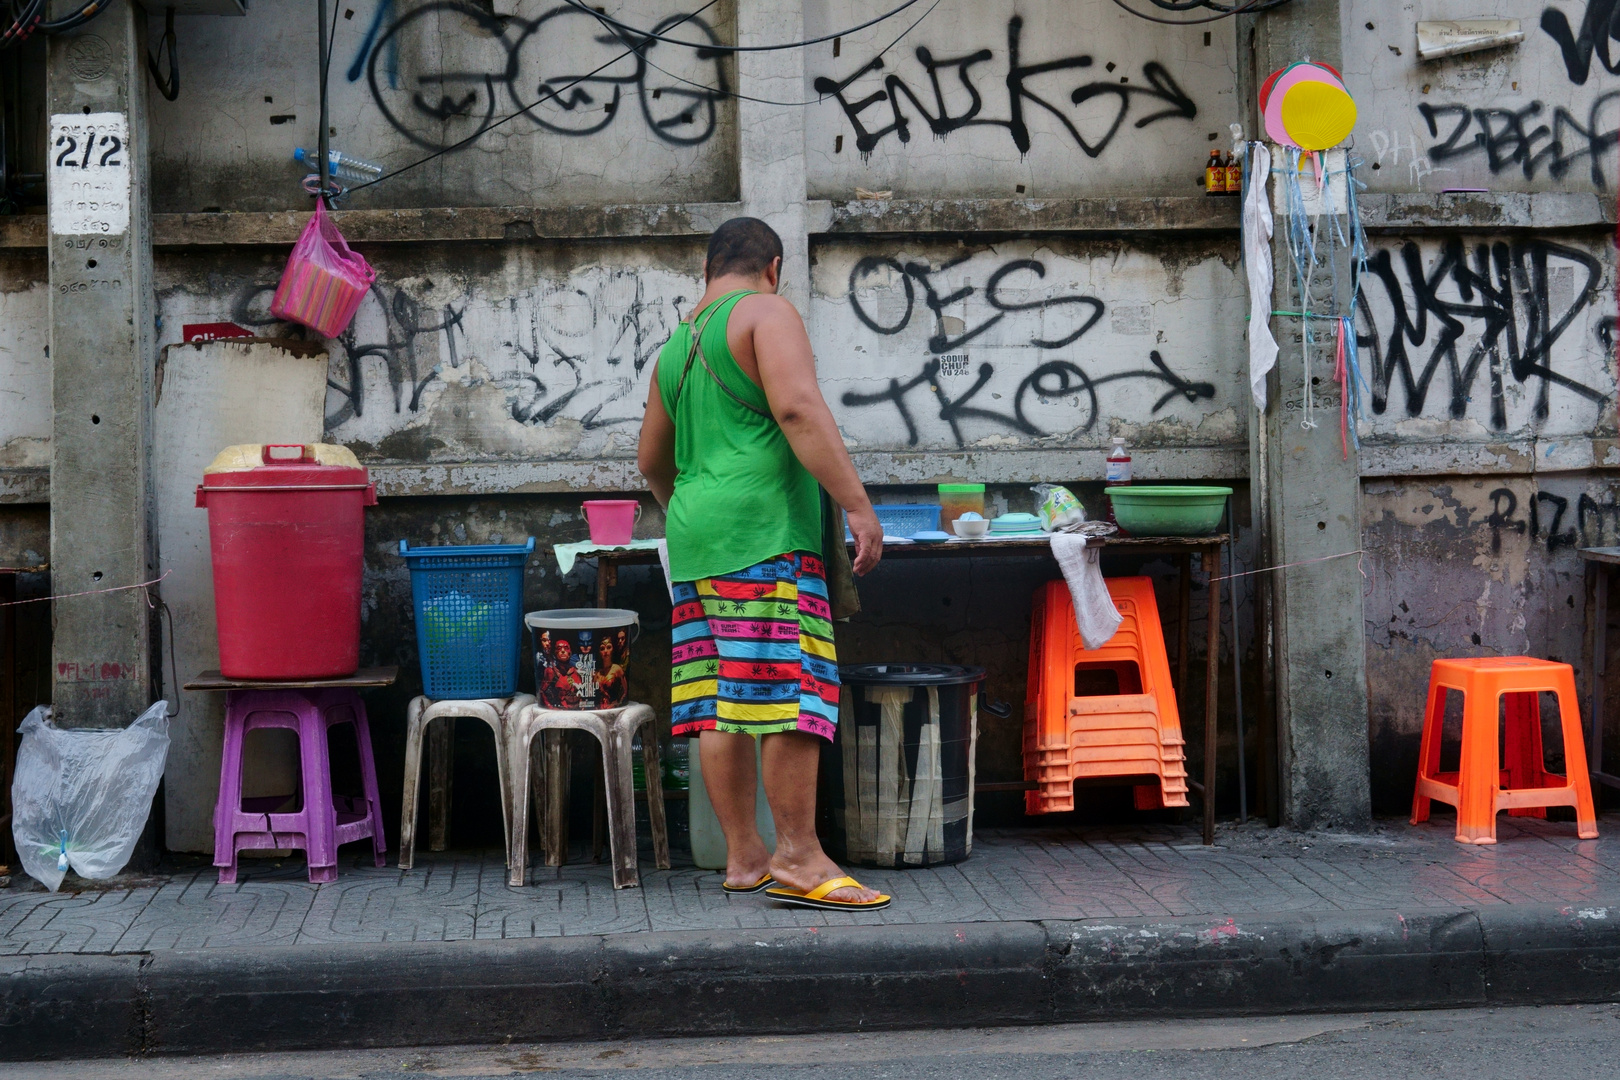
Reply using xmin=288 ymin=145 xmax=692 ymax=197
xmin=213 ymin=687 xmax=387 ymax=884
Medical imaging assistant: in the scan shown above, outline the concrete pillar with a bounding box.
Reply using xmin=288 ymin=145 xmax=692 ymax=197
xmin=1245 ymin=6 xmax=1371 ymax=829
xmin=46 ymin=1 xmax=155 ymax=727
xmin=736 ymin=0 xmax=809 ymax=311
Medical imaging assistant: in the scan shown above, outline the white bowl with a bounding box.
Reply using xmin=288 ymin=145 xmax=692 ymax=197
xmin=952 ymin=518 xmax=990 ymax=538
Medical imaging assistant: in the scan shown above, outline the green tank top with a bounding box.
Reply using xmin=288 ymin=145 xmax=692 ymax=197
xmin=655 ymin=290 xmax=822 ymax=582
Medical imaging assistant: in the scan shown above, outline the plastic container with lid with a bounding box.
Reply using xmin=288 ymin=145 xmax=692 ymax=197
xmin=938 ymin=483 xmax=986 ymax=531
xmin=195 ymin=443 xmax=377 ymax=680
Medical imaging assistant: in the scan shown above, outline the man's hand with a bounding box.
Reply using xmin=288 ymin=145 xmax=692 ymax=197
xmin=847 ymin=506 xmax=884 ymax=576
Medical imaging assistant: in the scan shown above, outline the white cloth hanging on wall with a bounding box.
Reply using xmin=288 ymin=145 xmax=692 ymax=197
xmin=1243 ymin=142 xmax=1277 ymax=411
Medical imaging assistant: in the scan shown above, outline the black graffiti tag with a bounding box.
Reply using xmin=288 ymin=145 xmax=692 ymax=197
xmin=367 ymin=0 xmax=728 ymax=153
xmin=1419 ymin=94 xmax=1620 ymax=187
xmin=1541 ymin=0 xmax=1620 ymax=84
xmin=1486 ymin=484 xmax=1620 ymax=552
xmin=840 ymin=352 xmax=1214 ymax=448
xmin=1355 ymin=238 xmax=1608 ymax=431
xmin=847 ymin=254 xmax=1104 ymax=353
xmin=812 ymin=15 xmax=1196 ymax=156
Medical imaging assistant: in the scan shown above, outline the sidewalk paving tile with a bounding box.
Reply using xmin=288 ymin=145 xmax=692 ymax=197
xmin=8 ymin=815 xmax=1620 ymax=955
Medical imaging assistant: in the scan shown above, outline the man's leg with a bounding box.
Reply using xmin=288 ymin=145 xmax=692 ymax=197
xmin=698 ymin=729 xmax=772 ymax=888
xmin=761 ymin=730 xmax=880 ymax=903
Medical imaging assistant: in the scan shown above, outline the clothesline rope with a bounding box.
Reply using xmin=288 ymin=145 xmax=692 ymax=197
xmin=0 ymin=569 xmax=171 ymax=607
xmin=1213 ymin=549 xmax=1364 ymax=582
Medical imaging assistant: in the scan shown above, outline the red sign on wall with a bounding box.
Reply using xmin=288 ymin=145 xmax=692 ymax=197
xmin=182 ymin=322 xmax=253 ymax=343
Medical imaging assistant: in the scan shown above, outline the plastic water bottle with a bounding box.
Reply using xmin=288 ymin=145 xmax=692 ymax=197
xmin=1105 ymin=437 xmax=1131 ymax=528
xmin=1106 ymin=437 xmax=1132 ymax=485
xmin=292 ymin=147 xmax=382 ymax=184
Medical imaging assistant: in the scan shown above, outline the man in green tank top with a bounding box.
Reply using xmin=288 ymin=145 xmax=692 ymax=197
xmin=639 ymin=218 xmax=889 ymax=911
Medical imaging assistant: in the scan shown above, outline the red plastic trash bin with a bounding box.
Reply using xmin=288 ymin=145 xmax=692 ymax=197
xmin=196 ymin=444 xmax=377 ymax=680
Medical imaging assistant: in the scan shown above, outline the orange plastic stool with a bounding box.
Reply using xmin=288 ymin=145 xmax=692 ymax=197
xmin=1023 ymin=577 xmax=1188 ymax=814
xmin=1410 ymin=656 xmax=1598 ymax=844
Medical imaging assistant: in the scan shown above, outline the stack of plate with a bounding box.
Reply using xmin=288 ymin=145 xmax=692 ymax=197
xmin=989 ymin=512 xmax=1044 ymax=536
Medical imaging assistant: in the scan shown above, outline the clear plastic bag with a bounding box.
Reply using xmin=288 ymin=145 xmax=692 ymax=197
xmin=11 ymin=701 xmax=171 ymax=891
xmin=1032 ymin=483 xmax=1087 ymax=533
xmin=269 ymin=200 xmax=377 ymax=338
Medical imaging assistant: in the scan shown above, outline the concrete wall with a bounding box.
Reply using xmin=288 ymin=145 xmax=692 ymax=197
xmin=6 ymin=0 xmax=1619 ymax=845
xmin=145 ymin=0 xmax=740 ymax=211
xmin=1347 ymin=0 xmax=1619 ymax=195
xmin=1340 ymin=0 xmax=1620 ymax=814
xmin=803 ymin=0 xmax=1237 ymax=199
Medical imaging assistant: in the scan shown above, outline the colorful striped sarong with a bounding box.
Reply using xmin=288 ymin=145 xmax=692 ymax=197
xmin=670 ymin=552 xmax=839 ymax=741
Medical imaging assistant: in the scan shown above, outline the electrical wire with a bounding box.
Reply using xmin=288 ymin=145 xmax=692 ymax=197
xmin=38 ymin=0 xmax=108 ymax=33
xmin=556 ymin=0 xmax=927 ymax=53
xmin=1107 ymin=0 xmax=1291 ymax=25
xmin=2 ymin=0 xmax=110 ymax=50
xmin=631 ymin=0 xmax=942 ymax=109
xmin=147 ymin=6 xmax=179 ymax=102
xmin=344 ymin=0 xmax=723 ymax=195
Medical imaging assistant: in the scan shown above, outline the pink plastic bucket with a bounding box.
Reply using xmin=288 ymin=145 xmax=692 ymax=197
xmin=583 ymin=500 xmax=639 ymax=545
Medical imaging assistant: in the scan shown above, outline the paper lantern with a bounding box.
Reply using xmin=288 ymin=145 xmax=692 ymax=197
xmin=1260 ymin=61 xmax=1356 ymax=151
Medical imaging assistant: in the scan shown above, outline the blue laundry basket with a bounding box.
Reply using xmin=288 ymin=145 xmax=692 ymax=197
xmin=399 ymin=537 xmax=533 ymax=699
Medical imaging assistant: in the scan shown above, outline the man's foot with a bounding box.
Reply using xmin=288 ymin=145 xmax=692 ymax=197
xmin=722 ymin=839 xmax=773 ymax=892
xmin=769 ymin=852 xmax=882 ymax=905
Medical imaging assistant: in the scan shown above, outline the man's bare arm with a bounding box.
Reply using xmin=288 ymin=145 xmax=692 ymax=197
xmin=637 ymin=375 xmax=677 ymax=509
xmin=748 ymin=295 xmax=883 ymax=575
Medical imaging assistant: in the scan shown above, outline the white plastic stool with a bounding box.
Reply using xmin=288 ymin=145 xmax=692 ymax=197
xmin=399 ymin=696 xmax=515 ymax=870
xmin=506 ymin=700 xmax=669 ymax=889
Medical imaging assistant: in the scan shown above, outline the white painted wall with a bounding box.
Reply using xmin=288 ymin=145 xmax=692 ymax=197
xmin=0 ymin=263 xmax=49 ymax=469
xmin=151 ymin=340 xmax=330 ymax=854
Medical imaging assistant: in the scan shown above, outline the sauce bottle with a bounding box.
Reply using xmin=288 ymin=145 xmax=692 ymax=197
xmin=1224 ymin=150 xmax=1242 ymax=196
xmin=1205 ymin=150 xmax=1225 ymax=195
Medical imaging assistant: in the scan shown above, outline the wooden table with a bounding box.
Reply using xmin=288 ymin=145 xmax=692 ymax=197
xmin=1582 ymin=548 xmax=1620 ymax=793
xmin=580 ymin=534 xmax=1233 ymax=845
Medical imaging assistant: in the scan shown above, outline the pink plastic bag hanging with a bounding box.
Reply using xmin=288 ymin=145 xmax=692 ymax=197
xmin=269 ymin=200 xmax=377 ymax=338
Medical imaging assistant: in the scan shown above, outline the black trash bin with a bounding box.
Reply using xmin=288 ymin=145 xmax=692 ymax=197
xmin=824 ymin=663 xmax=984 ymax=868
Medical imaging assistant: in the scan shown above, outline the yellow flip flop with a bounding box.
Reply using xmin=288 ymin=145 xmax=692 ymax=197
xmin=766 ymin=875 xmax=891 ymax=911
xmin=721 ymin=872 xmax=776 ymax=894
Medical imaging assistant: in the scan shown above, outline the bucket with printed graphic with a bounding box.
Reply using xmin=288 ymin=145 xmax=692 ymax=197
xmin=525 ymin=609 xmax=640 ymax=711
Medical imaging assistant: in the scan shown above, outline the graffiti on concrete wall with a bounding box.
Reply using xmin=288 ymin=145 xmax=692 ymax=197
xmin=1415 ymin=95 xmax=1620 ymax=186
xmin=156 ymin=245 xmax=1241 ymax=461
xmin=1355 ymin=237 xmax=1610 ymax=432
xmin=364 ymin=0 xmax=729 ymax=153
xmin=157 ymin=261 xmax=698 ymax=460
xmin=1483 ymin=482 xmax=1620 ymax=552
xmin=814 ymin=245 xmax=1237 ymax=451
xmin=811 ymin=14 xmax=1197 ymax=157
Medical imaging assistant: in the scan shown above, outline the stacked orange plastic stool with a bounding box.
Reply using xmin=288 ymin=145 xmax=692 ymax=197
xmin=1410 ymin=656 xmax=1597 ymax=844
xmin=1024 ymin=577 xmax=1188 ymax=814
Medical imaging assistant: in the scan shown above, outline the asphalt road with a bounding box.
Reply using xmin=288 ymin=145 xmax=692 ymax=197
xmin=8 ymin=1005 xmax=1619 ymax=1079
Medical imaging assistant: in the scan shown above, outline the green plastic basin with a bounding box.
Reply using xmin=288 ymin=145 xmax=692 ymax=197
xmin=1104 ymin=485 xmax=1233 ymax=537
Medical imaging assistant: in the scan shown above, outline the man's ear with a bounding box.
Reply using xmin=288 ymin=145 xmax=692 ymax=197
xmin=764 ymin=256 xmax=782 ymax=292
xmin=702 ymin=256 xmax=712 ymax=282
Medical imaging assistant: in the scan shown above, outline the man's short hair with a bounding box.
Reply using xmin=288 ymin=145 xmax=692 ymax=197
xmin=705 ymin=217 xmax=783 ymax=280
